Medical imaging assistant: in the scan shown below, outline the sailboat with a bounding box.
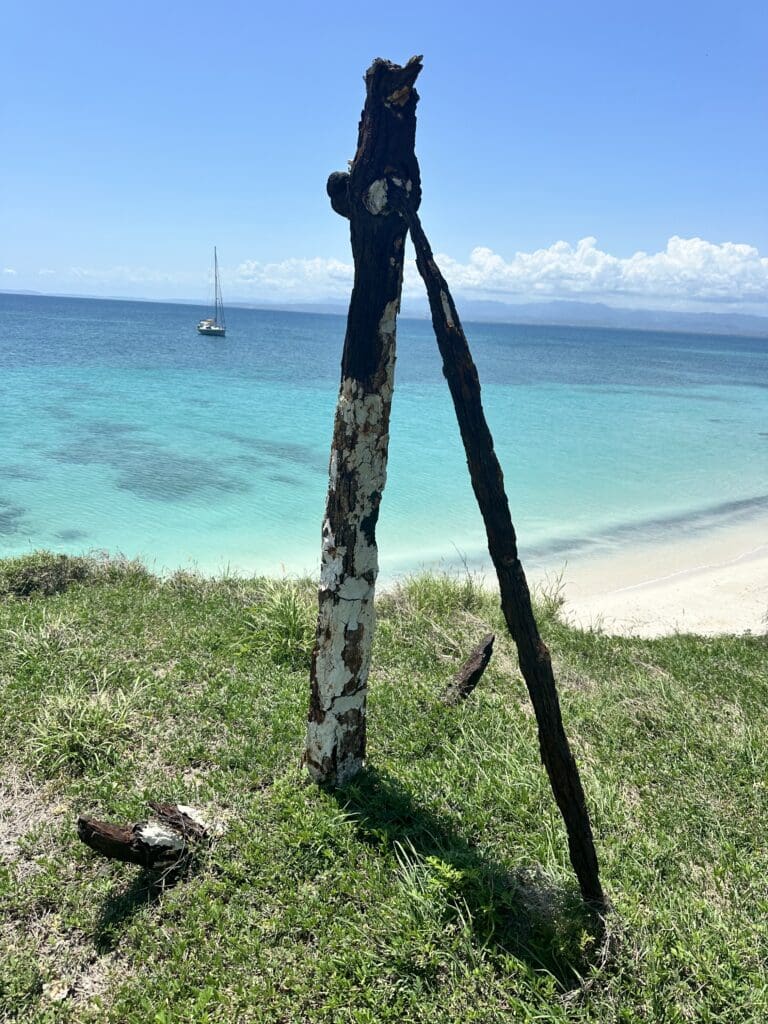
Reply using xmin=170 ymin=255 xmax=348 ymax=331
xmin=197 ymin=247 xmax=226 ymax=336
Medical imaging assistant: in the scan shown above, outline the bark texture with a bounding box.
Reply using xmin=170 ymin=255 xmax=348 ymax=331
xmin=77 ymin=802 xmax=209 ymax=869
xmin=442 ymin=634 xmax=495 ymax=705
xmin=390 ymin=186 xmax=605 ymax=908
xmin=304 ymin=57 xmax=423 ymax=786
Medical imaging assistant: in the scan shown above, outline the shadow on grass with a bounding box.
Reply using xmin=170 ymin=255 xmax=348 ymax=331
xmin=330 ymin=767 xmax=605 ymax=990
xmin=93 ymin=869 xmax=176 ymax=953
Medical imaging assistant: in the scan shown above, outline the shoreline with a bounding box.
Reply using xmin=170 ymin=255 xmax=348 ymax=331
xmin=2 ymin=516 xmax=766 ymax=640
xmin=529 ymin=517 xmax=768 ymax=637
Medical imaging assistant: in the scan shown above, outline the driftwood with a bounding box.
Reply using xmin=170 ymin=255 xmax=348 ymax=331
xmin=304 ymin=56 xmax=423 ymax=786
xmin=442 ymin=634 xmax=495 ymax=705
xmin=77 ymin=802 xmax=209 ymax=869
xmin=388 ymin=183 xmax=605 ymax=908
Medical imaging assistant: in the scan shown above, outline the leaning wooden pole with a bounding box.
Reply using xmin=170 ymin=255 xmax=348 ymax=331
xmin=304 ymin=57 xmax=422 ymax=785
xmin=390 ymin=185 xmax=605 ymax=908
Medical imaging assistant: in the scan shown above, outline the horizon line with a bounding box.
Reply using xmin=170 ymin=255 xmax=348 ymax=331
xmin=1 ymin=288 xmax=767 ymax=339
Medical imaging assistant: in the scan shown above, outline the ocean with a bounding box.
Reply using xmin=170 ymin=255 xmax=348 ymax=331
xmin=1 ymin=292 xmax=766 ymax=579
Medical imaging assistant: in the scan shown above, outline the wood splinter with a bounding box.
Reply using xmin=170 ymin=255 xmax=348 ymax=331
xmin=442 ymin=634 xmax=495 ymax=705
xmin=77 ymin=802 xmax=210 ymax=869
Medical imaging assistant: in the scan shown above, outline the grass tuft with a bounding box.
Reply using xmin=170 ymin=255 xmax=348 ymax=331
xmin=29 ymin=677 xmax=141 ymax=777
xmin=0 ymin=550 xmax=147 ymax=598
xmin=239 ymin=578 xmax=317 ymax=669
xmin=385 ymin=570 xmax=486 ymax=617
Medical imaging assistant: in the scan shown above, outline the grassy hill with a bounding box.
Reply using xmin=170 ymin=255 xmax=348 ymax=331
xmin=0 ymin=553 xmax=766 ymax=1022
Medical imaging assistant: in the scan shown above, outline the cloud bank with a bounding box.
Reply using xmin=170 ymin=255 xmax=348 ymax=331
xmin=4 ymin=237 xmax=766 ymax=313
xmin=235 ymin=256 xmax=353 ymax=296
xmin=435 ymin=237 xmax=768 ymax=305
xmin=233 ymin=236 xmax=768 ymax=310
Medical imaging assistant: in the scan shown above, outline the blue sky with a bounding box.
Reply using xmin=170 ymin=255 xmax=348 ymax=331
xmin=2 ymin=0 xmax=767 ymax=311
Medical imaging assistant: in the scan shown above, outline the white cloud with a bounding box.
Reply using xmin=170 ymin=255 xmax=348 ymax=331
xmin=432 ymin=236 xmax=768 ymax=306
xmin=12 ymin=236 xmax=767 ymax=312
xmin=68 ymin=265 xmax=189 ymax=285
xmin=235 ymin=257 xmax=353 ymax=299
xmin=232 ymin=236 xmax=768 ymax=311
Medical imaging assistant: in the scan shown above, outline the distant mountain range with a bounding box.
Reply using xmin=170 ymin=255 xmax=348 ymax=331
xmin=225 ymin=297 xmax=768 ymax=337
xmin=3 ymin=289 xmax=767 ymax=337
xmin=434 ymin=298 xmax=768 ymax=337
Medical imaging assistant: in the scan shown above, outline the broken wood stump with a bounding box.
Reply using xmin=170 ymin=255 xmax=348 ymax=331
xmin=442 ymin=633 xmax=495 ymax=705
xmin=77 ymin=802 xmax=210 ymax=870
xmin=305 ymin=55 xmax=423 ymax=787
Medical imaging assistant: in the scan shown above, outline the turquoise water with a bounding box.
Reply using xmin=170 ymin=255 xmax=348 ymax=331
xmin=1 ymin=292 xmax=766 ymax=578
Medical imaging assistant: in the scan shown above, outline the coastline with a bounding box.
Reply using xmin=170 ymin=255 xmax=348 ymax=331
xmin=529 ymin=517 xmax=768 ymax=637
xmin=2 ymin=515 xmax=765 ymax=639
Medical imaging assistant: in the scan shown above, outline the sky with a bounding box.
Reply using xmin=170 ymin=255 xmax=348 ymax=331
xmin=2 ymin=0 xmax=767 ymax=313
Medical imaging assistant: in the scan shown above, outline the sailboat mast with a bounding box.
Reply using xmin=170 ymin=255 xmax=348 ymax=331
xmin=197 ymin=247 xmax=226 ymax=335
xmin=213 ymin=246 xmax=225 ymax=327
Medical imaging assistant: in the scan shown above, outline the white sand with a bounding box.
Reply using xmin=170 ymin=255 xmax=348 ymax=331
xmin=531 ymin=518 xmax=768 ymax=637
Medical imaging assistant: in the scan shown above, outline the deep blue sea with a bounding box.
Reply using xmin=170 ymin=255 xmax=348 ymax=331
xmin=1 ymin=292 xmax=766 ymax=578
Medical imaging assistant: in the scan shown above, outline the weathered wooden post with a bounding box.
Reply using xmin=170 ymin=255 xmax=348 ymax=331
xmin=305 ymin=56 xmax=605 ymax=909
xmin=304 ymin=56 xmax=422 ymax=785
xmin=389 ymin=184 xmax=605 ymax=908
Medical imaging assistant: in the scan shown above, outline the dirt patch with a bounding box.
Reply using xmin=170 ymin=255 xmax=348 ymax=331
xmin=0 ymin=765 xmax=69 ymax=877
xmin=551 ymin=655 xmax=600 ymax=695
xmin=2 ymin=913 xmax=121 ymax=1012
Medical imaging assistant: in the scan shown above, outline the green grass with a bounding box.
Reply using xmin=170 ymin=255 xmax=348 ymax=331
xmin=0 ymin=553 xmax=766 ymax=1023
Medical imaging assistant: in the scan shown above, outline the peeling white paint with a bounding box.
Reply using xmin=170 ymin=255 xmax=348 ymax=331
xmin=379 ymin=298 xmax=398 ymax=341
xmin=320 ymin=516 xmax=346 ymax=590
xmin=364 ymin=178 xmax=388 ymax=215
xmin=330 ymin=691 xmax=367 ymax=716
xmin=175 ymin=805 xmax=208 ymax=828
xmin=176 ymin=804 xmax=226 ymax=836
xmin=440 ymin=289 xmax=454 ymax=328
xmin=337 ymin=576 xmax=372 ymax=601
xmin=306 ymin=297 xmax=400 ymax=785
xmin=135 ymin=822 xmax=185 ymax=851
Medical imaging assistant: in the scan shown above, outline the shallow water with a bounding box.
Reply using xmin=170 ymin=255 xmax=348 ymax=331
xmin=1 ymin=292 xmax=766 ymax=577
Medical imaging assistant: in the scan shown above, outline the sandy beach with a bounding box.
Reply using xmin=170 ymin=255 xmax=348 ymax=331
xmin=532 ymin=517 xmax=768 ymax=637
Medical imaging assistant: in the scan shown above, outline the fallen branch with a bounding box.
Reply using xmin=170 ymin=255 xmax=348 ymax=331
xmin=77 ymin=802 xmax=210 ymax=870
xmin=442 ymin=634 xmax=495 ymax=705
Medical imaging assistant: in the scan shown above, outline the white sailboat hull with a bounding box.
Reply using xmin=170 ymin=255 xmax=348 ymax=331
xmin=197 ymin=321 xmax=226 ymax=336
xmin=197 ymin=247 xmax=227 ymax=337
